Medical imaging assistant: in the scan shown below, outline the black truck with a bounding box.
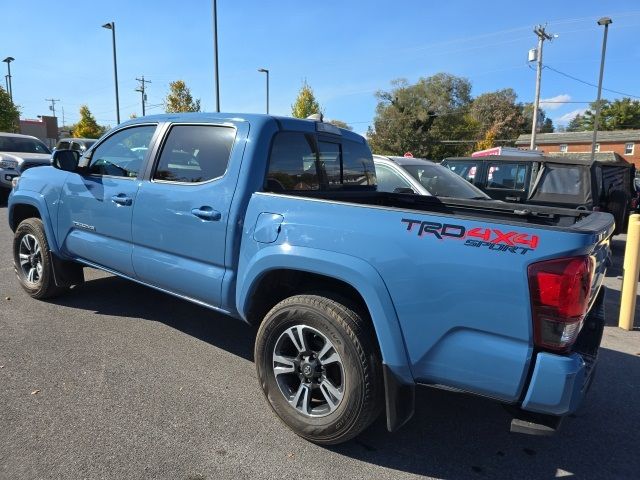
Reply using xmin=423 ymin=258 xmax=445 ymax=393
xmin=442 ymin=152 xmax=637 ymax=233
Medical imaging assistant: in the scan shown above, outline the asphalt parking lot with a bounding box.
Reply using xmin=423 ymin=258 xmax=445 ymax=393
xmin=0 ymin=196 xmax=638 ymax=480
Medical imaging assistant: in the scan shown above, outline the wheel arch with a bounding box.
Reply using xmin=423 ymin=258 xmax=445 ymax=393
xmin=237 ymin=245 xmax=416 ymax=431
xmin=9 ymin=193 xmax=60 ymax=255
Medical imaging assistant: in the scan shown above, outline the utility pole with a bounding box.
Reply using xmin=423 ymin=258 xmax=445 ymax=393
xmin=45 ymin=98 xmax=60 ymax=118
xmin=212 ymin=0 xmax=220 ymax=112
xmin=591 ymin=17 xmax=612 ymax=162
xmin=135 ymin=75 xmax=152 ymax=116
xmin=529 ymin=25 xmax=554 ymax=150
xmin=61 ymin=106 xmax=65 ymax=127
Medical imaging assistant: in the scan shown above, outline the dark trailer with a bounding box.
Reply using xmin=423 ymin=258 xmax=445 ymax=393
xmin=442 ymin=152 xmax=636 ymax=233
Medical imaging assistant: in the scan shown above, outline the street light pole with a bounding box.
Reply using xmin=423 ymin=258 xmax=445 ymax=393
xmin=258 ymin=68 xmax=269 ymax=114
xmin=529 ymin=26 xmax=554 ymax=150
xmin=3 ymin=57 xmax=15 ymax=102
xmin=591 ymin=17 xmax=612 ymax=162
xmin=102 ymin=22 xmax=121 ymax=124
xmin=212 ymin=0 xmax=220 ymax=112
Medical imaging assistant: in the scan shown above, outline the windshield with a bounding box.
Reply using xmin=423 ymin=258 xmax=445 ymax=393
xmin=0 ymin=136 xmax=51 ymax=154
xmin=0 ymin=137 xmax=51 ymax=153
xmin=402 ymin=163 xmax=490 ymax=199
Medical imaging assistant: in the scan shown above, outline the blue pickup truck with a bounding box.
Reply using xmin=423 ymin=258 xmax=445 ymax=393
xmin=8 ymin=113 xmax=614 ymax=444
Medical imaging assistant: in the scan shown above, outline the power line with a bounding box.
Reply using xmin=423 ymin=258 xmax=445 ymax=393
xmin=543 ymin=64 xmax=640 ymax=99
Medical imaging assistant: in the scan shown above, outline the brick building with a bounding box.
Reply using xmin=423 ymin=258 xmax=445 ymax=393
xmin=516 ymin=130 xmax=640 ymax=169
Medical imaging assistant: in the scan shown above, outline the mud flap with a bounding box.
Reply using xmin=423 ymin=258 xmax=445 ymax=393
xmin=383 ymin=364 xmax=415 ymax=432
xmin=51 ymin=253 xmax=84 ymax=288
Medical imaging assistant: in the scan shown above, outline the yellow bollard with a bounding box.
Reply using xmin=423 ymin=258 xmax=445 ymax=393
xmin=618 ymin=214 xmax=640 ymax=331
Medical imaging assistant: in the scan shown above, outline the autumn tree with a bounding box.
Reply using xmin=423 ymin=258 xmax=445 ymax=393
xmin=291 ymin=81 xmax=322 ymax=118
xmin=469 ymin=89 xmax=527 ymax=150
xmin=0 ymin=86 xmax=20 ymax=133
xmin=72 ymin=105 xmax=106 ymax=138
xmin=165 ymin=80 xmax=201 ymax=113
xmin=367 ymin=73 xmax=473 ymax=159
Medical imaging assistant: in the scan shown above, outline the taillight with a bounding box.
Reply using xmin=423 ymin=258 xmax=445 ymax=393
xmin=528 ymin=256 xmax=595 ymax=352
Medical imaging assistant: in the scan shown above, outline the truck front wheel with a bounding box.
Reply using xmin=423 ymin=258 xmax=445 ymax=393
xmin=13 ymin=218 xmax=66 ymax=299
xmin=255 ymin=294 xmax=383 ymax=445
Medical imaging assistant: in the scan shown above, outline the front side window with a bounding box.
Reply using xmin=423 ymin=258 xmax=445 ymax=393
xmin=266 ymin=132 xmax=375 ymax=192
xmin=625 ymin=142 xmax=634 ymax=155
xmin=375 ymin=164 xmax=414 ymax=193
xmin=153 ymin=125 xmax=235 ymax=183
xmin=87 ymin=125 xmax=156 ymax=177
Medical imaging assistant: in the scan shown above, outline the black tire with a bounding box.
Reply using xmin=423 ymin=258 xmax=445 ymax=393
xmin=255 ymin=294 xmax=383 ymax=445
xmin=13 ymin=218 xmax=67 ymax=299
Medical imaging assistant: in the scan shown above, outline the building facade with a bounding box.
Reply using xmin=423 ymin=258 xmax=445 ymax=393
xmin=516 ymin=130 xmax=640 ymax=169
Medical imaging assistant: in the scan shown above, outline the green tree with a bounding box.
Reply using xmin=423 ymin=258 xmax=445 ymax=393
xmin=291 ymin=81 xmax=322 ymax=118
xmin=469 ymin=89 xmax=527 ymax=150
xmin=521 ymin=103 xmax=554 ymax=135
xmin=0 ymin=86 xmax=20 ymax=133
xmin=72 ymin=105 xmax=106 ymax=138
xmin=579 ymin=98 xmax=640 ymax=131
xmin=566 ymin=113 xmax=585 ymax=132
xmin=327 ymin=119 xmax=352 ymax=130
xmin=165 ymin=80 xmax=201 ymax=113
xmin=367 ymin=73 xmax=474 ymax=159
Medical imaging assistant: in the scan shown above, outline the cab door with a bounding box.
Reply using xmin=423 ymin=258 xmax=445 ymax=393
xmin=57 ymin=124 xmax=158 ymax=276
xmin=131 ymin=122 xmax=244 ymax=307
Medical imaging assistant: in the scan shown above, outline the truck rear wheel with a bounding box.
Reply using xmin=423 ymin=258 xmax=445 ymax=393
xmin=255 ymin=294 xmax=382 ymax=445
xmin=13 ymin=218 xmax=66 ymax=299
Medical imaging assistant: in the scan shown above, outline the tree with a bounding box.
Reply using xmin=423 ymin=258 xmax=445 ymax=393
xmin=291 ymin=81 xmax=322 ymax=118
xmin=469 ymin=89 xmax=527 ymax=150
xmin=72 ymin=105 xmax=106 ymax=138
xmin=0 ymin=86 xmax=20 ymax=133
xmin=165 ymin=80 xmax=201 ymax=113
xmin=521 ymin=103 xmax=554 ymax=135
xmin=327 ymin=119 xmax=352 ymax=130
xmin=367 ymin=73 xmax=474 ymax=159
xmin=579 ymin=98 xmax=640 ymax=131
xmin=566 ymin=113 xmax=585 ymax=132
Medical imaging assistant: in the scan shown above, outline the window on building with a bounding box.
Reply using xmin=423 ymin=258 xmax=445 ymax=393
xmin=559 ymin=144 xmax=568 ymax=153
xmin=595 ymin=143 xmax=600 ymax=153
xmin=625 ymin=142 xmax=634 ymax=155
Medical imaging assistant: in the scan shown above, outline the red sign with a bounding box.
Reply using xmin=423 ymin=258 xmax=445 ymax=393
xmin=403 ymin=152 xmax=414 ymax=158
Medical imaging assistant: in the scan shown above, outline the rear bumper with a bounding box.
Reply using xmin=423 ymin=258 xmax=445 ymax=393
xmin=521 ymin=351 xmax=595 ymax=415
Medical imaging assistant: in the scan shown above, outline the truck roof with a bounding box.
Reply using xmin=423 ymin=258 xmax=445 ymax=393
xmin=122 ymin=112 xmax=366 ymax=144
xmin=444 ymin=152 xmax=632 ymax=167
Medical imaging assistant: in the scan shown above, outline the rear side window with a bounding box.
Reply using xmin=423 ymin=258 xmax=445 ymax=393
xmin=266 ymin=132 xmax=375 ymax=192
xmin=154 ymin=125 xmax=235 ymax=183
xmin=487 ymin=163 xmax=527 ymax=190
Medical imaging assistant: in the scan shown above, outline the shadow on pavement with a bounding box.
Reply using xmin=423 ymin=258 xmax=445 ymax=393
xmin=329 ymin=346 xmax=639 ymax=479
xmin=50 ymin=274 xmax=256 ymax=363
xmin=48 ymin=268 xmax=638 ymax=478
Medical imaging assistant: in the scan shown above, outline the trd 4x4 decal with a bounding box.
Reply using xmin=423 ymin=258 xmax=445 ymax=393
xmin=401 ymin=218 xmax=539 ymax=255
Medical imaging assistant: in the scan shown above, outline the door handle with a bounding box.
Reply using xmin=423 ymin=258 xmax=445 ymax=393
xmin=111 ymin=194 xmax=133 ymax=206
xmin=191 ymin=206 xmax=221 ymax=221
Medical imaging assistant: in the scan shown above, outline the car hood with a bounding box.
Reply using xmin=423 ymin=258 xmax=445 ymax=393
xmin=0 ymin=152 xmax=52 ymax=166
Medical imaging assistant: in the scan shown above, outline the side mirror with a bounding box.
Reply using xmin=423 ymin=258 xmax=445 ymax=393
xmin=52 ymin=150 xmax=80 ymax=172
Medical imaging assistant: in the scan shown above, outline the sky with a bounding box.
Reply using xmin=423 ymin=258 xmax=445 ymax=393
xmin=2 ymin=0 xmax=640 ymax=136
